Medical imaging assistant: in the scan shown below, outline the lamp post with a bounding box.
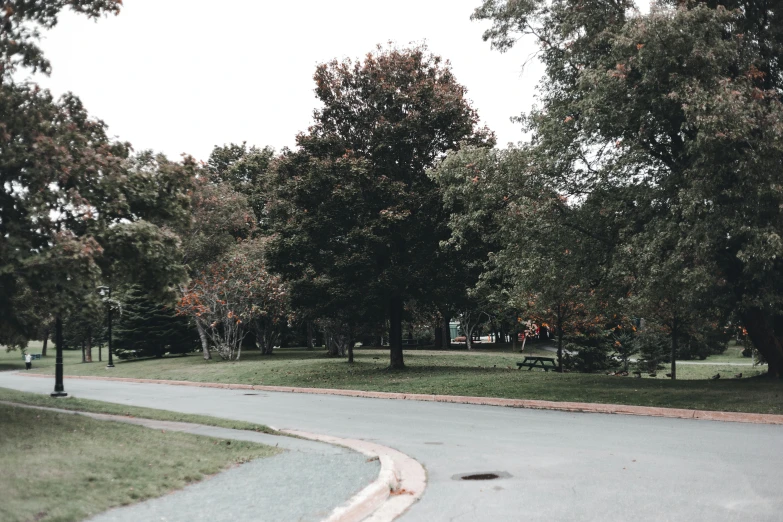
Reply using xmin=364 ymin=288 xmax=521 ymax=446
xmin=97 ymin=286 xmax=114 ymax=368
xmin=51 ymin=313 xmax=67 ymax=397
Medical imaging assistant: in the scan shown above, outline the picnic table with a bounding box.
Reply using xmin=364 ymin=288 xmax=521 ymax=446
xmin=517 ymin=356 xmax=557 ymax=371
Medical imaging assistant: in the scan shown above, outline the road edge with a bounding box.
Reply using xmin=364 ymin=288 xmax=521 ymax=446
xmin=1 ymin=398 xmax=426 ymax=522
xmin=281 ymin=429 xmax=426 ymax=522
xmin=19 ymin=372 xmax=783 ymax=425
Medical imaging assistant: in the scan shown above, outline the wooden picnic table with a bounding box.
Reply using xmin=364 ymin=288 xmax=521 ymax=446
xmin=517 ymin=356 xmax=557 ymax=371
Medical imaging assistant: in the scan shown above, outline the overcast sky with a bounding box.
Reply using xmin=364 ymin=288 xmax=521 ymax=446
xmin=30 ymin=1 xmax=544 ymax=161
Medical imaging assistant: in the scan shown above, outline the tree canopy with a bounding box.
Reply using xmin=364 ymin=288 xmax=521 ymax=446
xmin=472 ymin=0 xmax=783 ymax=376
xmin=268 ymin=44 xmax=494 ymax=368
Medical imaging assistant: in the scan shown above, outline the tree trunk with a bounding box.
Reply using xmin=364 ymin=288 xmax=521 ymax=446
xmin=556 ymin=306 xmax=563 ymax=372
xmin=306 ymin=321 xmax=315 ymax=350
xmin=41 ymin=328 xmax=49 ymax=357
xmin=441 ymin=315 xmax=451 ymax=350
xmin=347 ymin=323 xmax=354 ymax=364
xmin=556 ymin=331 xmax=563 ymax=372
xmin=512 ymin=328 xmax=518 ymax=352
xmin=742 ymin=307 xmax=783 ymax=378
xmin=81 ymin=340 xmax=86 ymax=363
xmin=195 ymin=320 xmax=211 ymax=360
xmin=466 ymin=324 xmax=475 ymax=351
xmin=670 ymin=317 xmax=678 ymax=380
xmin=85 ymin=327 xmax=92 ymax=362
xmin=434 ymin=322 xmax=443 ymax=349
xmin=389 ymin=295 xmax=404 ymax=369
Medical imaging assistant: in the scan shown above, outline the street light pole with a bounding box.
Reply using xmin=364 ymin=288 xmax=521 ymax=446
xmin=98 ymin=286 xmax=115 ymax=369
xmin=51 ymin=314 xmax=67 ymax=397
xmin=107 ymin=293 xmax=114 ymax=368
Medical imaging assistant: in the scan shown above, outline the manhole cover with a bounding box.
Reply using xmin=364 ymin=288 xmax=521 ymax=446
xmin=452 ymin=471 xmax=511 ymax=481
xmin=243 ymin=393 xmax=259 ymax=396
xmin=462 ymin=473 xmax=499 ymax=480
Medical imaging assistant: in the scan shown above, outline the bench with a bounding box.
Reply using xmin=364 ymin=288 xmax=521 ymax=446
xmin=517 ymin=356 xmax=557 ymax=371
xmin=24 ymin=354 xmax=41 ymax=360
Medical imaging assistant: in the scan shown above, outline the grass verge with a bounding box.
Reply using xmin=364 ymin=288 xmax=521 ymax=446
xmin=0 ymin=402 xmax=280 ymax=522
xmin=7 ymin=347 xmax=781 ymax=415
xmin=0 ymin=387 xmax=276 ymax=434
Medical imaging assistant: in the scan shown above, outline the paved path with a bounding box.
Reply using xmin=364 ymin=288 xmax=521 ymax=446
xmin=1 ymin=395 xmax=379 ymax=522
xmin=2 ymin=373 xmax=782 ymax=521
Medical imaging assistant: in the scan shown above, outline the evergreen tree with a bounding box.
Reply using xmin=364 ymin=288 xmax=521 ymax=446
xmin=113 ymin=287 xmax=198 ymax=359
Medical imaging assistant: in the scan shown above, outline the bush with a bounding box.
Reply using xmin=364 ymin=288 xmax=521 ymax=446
xmin=565 ymin=343 xmax=616 ymax=373
xmin=634 ymin=328 xmax=669 ymax=373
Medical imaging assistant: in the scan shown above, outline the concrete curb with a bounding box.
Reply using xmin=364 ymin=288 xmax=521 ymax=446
xmin=20 ymin=372 xmax=783 ymax=425
xmin=282 ymin=429 xmax=426 ymax=522
xmin=1 ymin=399 xmax=426 ymax=522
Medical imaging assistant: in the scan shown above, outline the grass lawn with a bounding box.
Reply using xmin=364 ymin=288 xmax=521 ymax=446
xmin=0 ymin=402 xmax=279 ymax=522
xmin=0 ymin=387 xmax=276 ymax=434
xmin=5 ymin=345 xmax=781 ymax=415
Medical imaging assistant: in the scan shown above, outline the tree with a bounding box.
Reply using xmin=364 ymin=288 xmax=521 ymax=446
xmin=268 ymin=44 xmax=493 ymax=369
xmin=267 ymin=152 xmax=388 ymax=362
xmin=434 ymin=144 xmax=610 ymax=370
xmin=474 ymin=1 xmax=783 ymax=376
xmin=176 ymin=178 xmax=256 ymax=359
xmin=1 ymin=2 xmax=193 ymax=348
xmin=113 ymin=286 xmax=199 ymax=359
xmin=0 ymin=0 xmax=122 ymax=78
xmin=61 ymin=303 xmax=101 ymax=362
xmin=206 ymin=143 xmax=275 ymax=230
xmin=177 ymin=239 xmax=289 ymax=360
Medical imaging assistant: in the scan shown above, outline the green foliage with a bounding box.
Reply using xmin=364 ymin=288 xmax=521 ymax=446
xmin=611 ymin=331 xmax=638 ymax=371
xmin=0 ymin=0 xmax=122 ymax=77
xmin=206 ymin=143 xmax=275 ymax=230
xmin=634 ymin=327 xmax=670 ymax=374
xmin=0 ymin=5 xmax=194 ymax=346
xmin=473 ymin=0 xmax=783 ymax=376
xmin=177 ymin=240 xmax=289 ymax=360
xmin=113 ymin=286 xmax=199 ymax=359
xmin=267 ymin=44 xmax=493 ymax=367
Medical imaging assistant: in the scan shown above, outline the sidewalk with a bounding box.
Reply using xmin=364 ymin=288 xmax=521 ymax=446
xmin=2 ymin=401 xmax=380 ymax=522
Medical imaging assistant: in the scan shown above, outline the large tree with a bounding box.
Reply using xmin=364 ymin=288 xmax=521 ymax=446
xmin=1 ymin=1 xmax=194 ymax=350
xmin=474 ymin=1 xmax=783 ymax=376
xmin=268 ymin=44 xmax=493 ymax=369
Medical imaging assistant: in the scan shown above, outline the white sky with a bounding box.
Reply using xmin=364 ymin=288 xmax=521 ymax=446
xmin=30 ymin=0 xmax=544 ymax=162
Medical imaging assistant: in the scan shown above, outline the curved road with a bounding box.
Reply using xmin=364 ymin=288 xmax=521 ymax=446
xmin=2 ymin=373 xmax=781 ymax=521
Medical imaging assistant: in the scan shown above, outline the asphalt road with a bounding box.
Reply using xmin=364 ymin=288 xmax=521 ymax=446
xmin=2 ymin=373 xmax=782 ymax=522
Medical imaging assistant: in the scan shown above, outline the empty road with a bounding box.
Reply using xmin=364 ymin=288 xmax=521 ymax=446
xmin=1 ymin=372 xmax=781 ymax=521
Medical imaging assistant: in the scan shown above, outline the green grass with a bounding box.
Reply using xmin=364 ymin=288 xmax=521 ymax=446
xmin=6 ymin=346 xmax=781 ymax=415
xmin=0 ymin=387 xmax=276 ymax=434
xmin=658 ymin=363 xmax=764 ymax=380
xmin=0 ymin=402 xmax=280 ymax=522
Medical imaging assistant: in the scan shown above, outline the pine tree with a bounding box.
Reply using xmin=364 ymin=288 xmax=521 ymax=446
xmin=113 ymin=287 xmax=198 ymax=359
